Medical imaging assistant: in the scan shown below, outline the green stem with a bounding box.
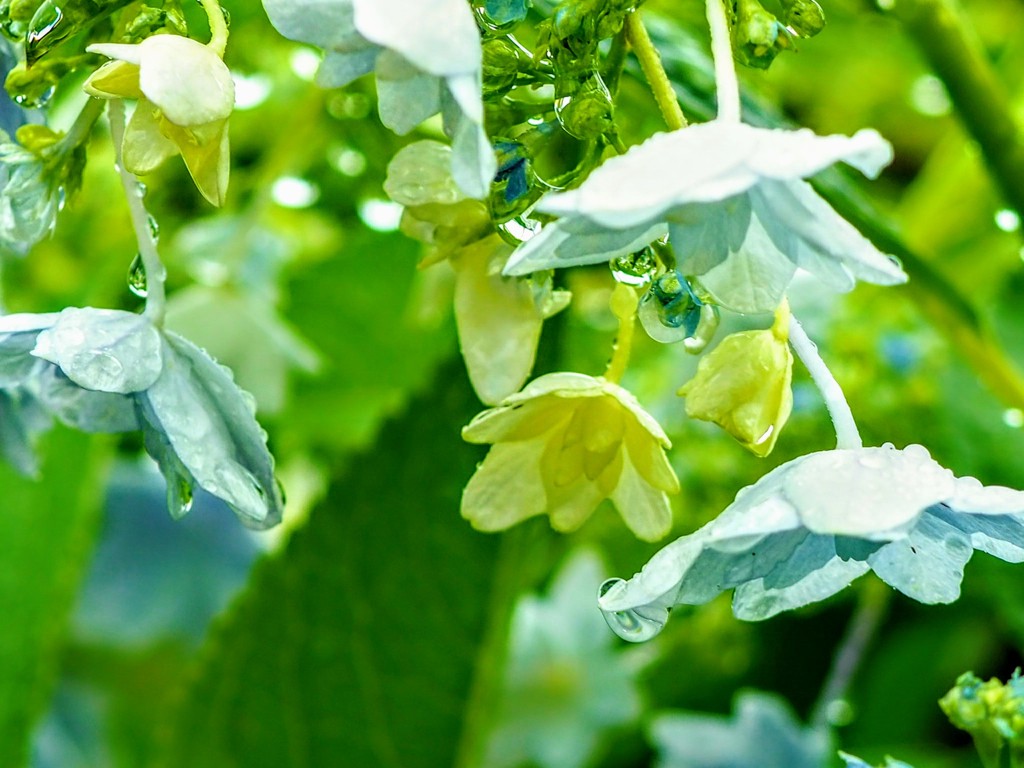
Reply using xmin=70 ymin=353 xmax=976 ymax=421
xmin=198 ymin=0 xmax=228 ymax=57
xmin=603 ymin=25 xmax=629 ymax=95
xmin=810 ymin=578 xmax=890 ymax=730
xmin=604 ymin=284 xmax=638 ymax=383
xmin=889 ymin=0 xmax=1024 ymax=222
xmin=108 ymin=101 xmax=166 ymax=325
xmin=624 ymin=11 xmax=687 ymax=131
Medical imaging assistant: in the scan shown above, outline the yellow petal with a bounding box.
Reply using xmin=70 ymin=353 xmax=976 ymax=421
xmin=162 ymin=118 xmax=230 ymax=206
xmin=546 ymin=474 xmax=608 ymax=533
xmin=462 ymin=397 xmax=569 ymax=444
xmin=83 ymin=60 xmax=143 ymax=100
xmin=122 ymin=99 xmax=179 ymax=175
xmin=453 ymin=237 xmax=545 ymax=405
xmin=610 ymin=452 xmax=673 ymax=541
xmin=623 ymin=420 xmax=680 ymax=494
xmin=461 ymin=439 xmax=548 ymax=531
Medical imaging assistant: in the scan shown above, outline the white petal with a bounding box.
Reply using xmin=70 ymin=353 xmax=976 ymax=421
xmin=948 ymin=475 xmax=1024 ymax=515
xmin=86 ymin=42 xmax=144 ymax=65
xmin=539 ymin=123 xmax=760 ymax=228
xmin=668 ymin=194 xmax=752 ymax=275
xmin=747 ymin=126 xmax=894 ymax=181
xmin=461 ymin=439 xmax=549 ymax=531
xmin=352 ymin=0 xmax=480 ymax=76
xmin=785 ymin=445 xmax=956 ymax=538
xmin=444 ymin=82 xmax=496 ymax=200
xmin=502 ymin=215 xmax=668 ymax=276
xmin=136 ymin=36 xmax=234 ymax=126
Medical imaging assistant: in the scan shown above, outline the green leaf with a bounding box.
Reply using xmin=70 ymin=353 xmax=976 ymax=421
xmin=0 ymin=426 xmax=106 ymax=767
xmin=160 ymin=363 xmax=506 ymax=767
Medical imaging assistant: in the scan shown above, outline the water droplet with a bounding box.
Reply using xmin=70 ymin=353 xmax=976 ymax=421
xmin=25 ymin=1 xmax=65 ymax=65
xmin=135 ymin=180 xmax=148 ymax=198
xmin=473 ymin=4 xmax=519 ymax=33
xmin=497 ymin=215 xmax=541 ymax=246
xmin=127 ymin=253 xmax=147 ymax=297
xmin=681 ymin=303 xmax=720 ymax=354
xmin=56 ymin=187 xmax=66 ymax=211
xmin=598 ymin=579 xmax=668 ymax=642
xmin=554 ymin=74 xmax=614 ymax=141
xmin=638 ymin=271 xmax=707 ymax=344
xmin=169 ymin=475 xmax=194 ymax=518
xmin=146 ymin=214 xmax=159 ymax=242
xmin=69 ymin=350 xmax=125 ymax=392
xmin=610 ymin=248 xmax=658 ymax=287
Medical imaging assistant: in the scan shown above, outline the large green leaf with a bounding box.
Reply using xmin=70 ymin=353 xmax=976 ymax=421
xmin=0 ymin=427 xmax=106 ymax=767
xmin=160 ymin=363 xmax=510 ymax=767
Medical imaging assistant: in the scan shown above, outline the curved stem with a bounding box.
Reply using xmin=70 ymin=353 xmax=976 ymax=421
xmin=810 ymin=578 xmax=890 ymax=730
xmin=706 ymin=0 xmax=741 ymax=123
xmin=198 ymin=0 xmax=228 ymax=57
xmin=889 ymin=0 xmax=1024 ymax=225
xmin=788 ymin=314 xmax=862 ymax=450
xmin=624 ymin=12 xmax=687 ymax=131
xmin=108 ymin=101 xmax=166 ymax=325
xmin=604 ymin=284 xmax=638 ymax=383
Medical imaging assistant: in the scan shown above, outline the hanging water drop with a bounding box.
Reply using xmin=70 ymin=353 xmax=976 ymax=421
xmin=610 ymin=248 xmax=658 ymax=287
xmin=56 ymin=186 xmax=66 ymax=212
xmin=170 ymin=475 xmax=194 ymax=519
xmin=146 ymin=214 xmax=159 ymax=242
xmin=24 ymin=1 xmax=65 ymax=65
xmin=127 ymin=253 xmax=147 ymax=297
xmin=135 ymin=180 xmax=148 ymax=198
xmin=554 ymin=74 xmax=613 ymax=141
xmin=12 ymin=84 xmax=54 ymax=108
xmin=497 ymin=215 xmax=541 ymax=246
xmin=638 ymin=270 xmax=707 ymax=344
xmin=598 ymin=579 xmax=669 ymax=642
xmin=681 ymin=303 xmax=721 ymax=354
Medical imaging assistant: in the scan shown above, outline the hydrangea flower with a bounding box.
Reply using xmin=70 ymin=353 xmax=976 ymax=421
xmin=385 ymin=140 xmax=569 ymax=404
xmin=650 ymin=692 xmax=828 ymax=768
xmin=0 ymin=308 xmax=283 ymax=527
xmin=484 ymin=549 xmax=645 ymax=768
xmin=262 ymin=0 xmax=496 ymax=199
xmin=504 ymin=121 xmax=907 ymax=313
xmin=598 ymin=443 xmax=1024 ymax=638
xmin=83 ymin=35 xmax=235 ymax=206
xmin=462 ymin=372 xmax=680 ymax=541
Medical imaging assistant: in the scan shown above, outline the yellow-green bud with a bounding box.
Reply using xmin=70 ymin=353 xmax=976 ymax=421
xmin=482 ymin=38 xmax=520 ymax=98
xmin=678 ymin=304 xmax=792 ymax=457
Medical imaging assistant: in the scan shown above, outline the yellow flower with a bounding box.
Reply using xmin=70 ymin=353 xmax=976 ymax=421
xmin=461 ymin=373 xmax=680 ymax=541
xmin=83 ymin=35 xmax=235 ymax=206
xmin=678 ymin=303 xmax=793 ymax=456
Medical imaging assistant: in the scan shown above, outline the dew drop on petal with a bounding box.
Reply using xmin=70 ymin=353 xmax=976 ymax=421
xmin=598 ymin=578 xmax=668 ymax=642
xmin=610 ymin=248 xmax=658 ymax=287
xmin=127 ymin=253 xmax=148 ymax=298
xmin=497 ymin=215 xmax=541 ymax=246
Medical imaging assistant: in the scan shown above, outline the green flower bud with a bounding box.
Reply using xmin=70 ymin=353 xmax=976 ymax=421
xmin=678 ymin=303 xmax=792 ymax=457
xmin=733 ymin=0 xmax=792 ymax=70
xmin=781 ymin=0 xmax=825 ymax=37
xmin=482 ymin=38 xmax=520 ymax=98
xmin=555 ymin=74 xmax=613 ymax=140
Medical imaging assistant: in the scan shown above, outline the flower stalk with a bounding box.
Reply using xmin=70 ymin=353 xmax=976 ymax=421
xmin=707 ymin=0 xmax=742 ymax=123
xmin=624 ymin=11 xmax=687 ymax=131
xmin=108 ymin=100 xmax=166 ymax=324
xmin=604 ymin=283 xmax=638 ymax=384
xmin=198 ymin=0 xmax=229 ymax=57
xmin=788 ymin=313 xmax=863 ymax=450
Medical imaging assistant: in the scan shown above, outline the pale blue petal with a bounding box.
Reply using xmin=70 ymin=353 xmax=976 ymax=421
xmin=503 ymin=216 xmax=668 ymax=276
xmin=317 ymin=47 xmax=378 ymax=88
xmin=31 ymin=307 xmax=162 ymax=394
xmin=443 ymin=81 xmax=496 ymax=200
xmin=752 ymin=180 xmax=906 ymax=287
xmin=868 ymin=512 xmax=972 ymax=603
xmin=668 ymin=194 xmax=751 ymax=275
xmin=262 ymin=0 xmax=358 ymax=51
xmin=375 ymin=52 xmax=441 ymax=135
xmin=33 ymin=366 xmax=139 ymax=433
xmin=929 ymin=503 xmax=1024 ymax=563
xmin=733 ymin=554 xmax=869 ymax=621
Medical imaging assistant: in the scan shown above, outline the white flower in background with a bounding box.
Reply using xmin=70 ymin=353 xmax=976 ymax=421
xmin=262 ymin=0 xmax=496 ymax=199
xmin=0 ymin=140 xmax=62 ymax=256
xmin=462 ymin=372 xmax=680 ymax=541
xmin=504 ymin=121 xmax=907 ymax=313
xmin=84 ymin=35 xmax=235 ymax=206
xmin=598 ymin=443 xmax=1024 ymax=639
xmin=485 ymin=549 xmax=646 ymax=768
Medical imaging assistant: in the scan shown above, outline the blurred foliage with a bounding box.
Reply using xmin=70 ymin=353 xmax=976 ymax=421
xmin=2 ymin=0 xmax=1024 ymax=766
